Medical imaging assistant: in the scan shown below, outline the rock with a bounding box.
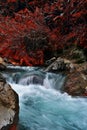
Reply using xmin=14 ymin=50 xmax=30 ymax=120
xmin=45 ymin=57 xmax=75 ymax=72
xmin=52 ymin=58 xmax=65 ymax=70
xmin=70 ymin=49 xmax=86 ymax=63
xmin=64 ymin=63 xmax=87 ymax=96
xmin=45 ymin=57 xmax=56 ymax=65
xmin=0 ymin=57 xmax=6 ymax=70
xmin=0 ymin=57 xmax=6 ymax=65
xmin=0 ymin=74 xmax=19 ymax=130
xmin=45 ymin=57 xmax=65 ymax=72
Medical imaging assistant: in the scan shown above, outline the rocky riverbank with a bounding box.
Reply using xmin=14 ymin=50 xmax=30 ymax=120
xmin=0 ymin=60 xmax=19 ymax=130
xmin=44 ymin=47 xmax=87 ymax=96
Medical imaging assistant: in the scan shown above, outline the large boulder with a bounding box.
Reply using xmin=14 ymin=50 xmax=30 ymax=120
xmin=0 ymin=74 xmax=19 ymax=130
xmin=64 ymin=62 xmax=87 ymax=96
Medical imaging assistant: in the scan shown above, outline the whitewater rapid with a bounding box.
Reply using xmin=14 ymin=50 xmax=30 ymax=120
xmin=2 ymin=66 xmax=87 ymax=130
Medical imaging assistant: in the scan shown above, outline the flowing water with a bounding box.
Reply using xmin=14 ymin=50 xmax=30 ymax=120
xmin=2 ymin=66 xmax=87 ymax=130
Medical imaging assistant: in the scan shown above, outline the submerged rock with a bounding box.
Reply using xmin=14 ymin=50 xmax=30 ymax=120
xmin=0 ymin=74 xmax=19 ymax=130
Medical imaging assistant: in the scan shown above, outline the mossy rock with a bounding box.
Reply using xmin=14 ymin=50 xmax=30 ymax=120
xmin=71 ymin=49 xmax=86 ymax=63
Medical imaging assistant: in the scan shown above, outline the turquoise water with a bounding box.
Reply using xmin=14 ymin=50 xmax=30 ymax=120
xmin=3 ymin=66 xmax=87 ymax=130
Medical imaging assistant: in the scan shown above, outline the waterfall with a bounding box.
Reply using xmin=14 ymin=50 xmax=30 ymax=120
xmin=2 ymin=66 xmax=87 ymax=130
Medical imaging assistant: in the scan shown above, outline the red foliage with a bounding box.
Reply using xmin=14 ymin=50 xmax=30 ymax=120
xmin=0 ymin=0 xmax=87 ymax=66
xmin=9 ymin=125 xmax=17 ymax=130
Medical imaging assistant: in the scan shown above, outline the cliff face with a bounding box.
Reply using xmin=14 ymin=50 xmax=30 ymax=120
xmin=0 ymin=74 xmax=19 ymax=130
xmin=0 ymin=0 xmax=87 ymax=66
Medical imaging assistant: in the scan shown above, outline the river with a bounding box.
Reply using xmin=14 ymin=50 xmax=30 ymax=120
xmin=2 ymin=66 xmax=87 ymax=130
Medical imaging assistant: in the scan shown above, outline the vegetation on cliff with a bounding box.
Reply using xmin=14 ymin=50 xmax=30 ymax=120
xmin=0 ymin=0 xmax=87 ymax=66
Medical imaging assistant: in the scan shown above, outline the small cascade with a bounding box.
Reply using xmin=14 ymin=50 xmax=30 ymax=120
xmin=18 ymin=74 xmax=44 ymax=85
xmin=2 ymin=66 xmax=65 ymax=91
xmin=43 ymin=73 xmax=65 ymax=90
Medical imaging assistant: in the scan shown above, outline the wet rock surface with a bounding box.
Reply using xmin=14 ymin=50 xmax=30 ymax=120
xmin=0 ymin=73 xmax=19 ymax=130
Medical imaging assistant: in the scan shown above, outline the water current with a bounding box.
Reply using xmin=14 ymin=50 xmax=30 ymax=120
xmin=2 ymin=66 xmax=87 ymax=130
